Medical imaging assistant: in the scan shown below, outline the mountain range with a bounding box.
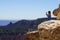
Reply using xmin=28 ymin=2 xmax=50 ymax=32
xmin=0 ymin=18 xmax=56 ymax=34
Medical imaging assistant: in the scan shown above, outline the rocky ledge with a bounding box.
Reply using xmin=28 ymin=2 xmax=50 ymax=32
xmin=25 ymin=20 xmax=60 ymax=40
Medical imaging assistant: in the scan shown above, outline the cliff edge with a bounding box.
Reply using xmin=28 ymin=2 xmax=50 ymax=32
xmin=25 ymin=20 xmax=60 ymax=40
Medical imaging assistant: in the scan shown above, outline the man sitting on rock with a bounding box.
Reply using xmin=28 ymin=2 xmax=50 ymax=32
xmin=46 ymin=11 xmax=51 ymax=20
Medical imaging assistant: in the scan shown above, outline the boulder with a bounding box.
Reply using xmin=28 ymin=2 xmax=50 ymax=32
xmin=53 ymin=4 xmax=60 ymax=20
xmin=38 ymin=20 xmax=60 ymax=40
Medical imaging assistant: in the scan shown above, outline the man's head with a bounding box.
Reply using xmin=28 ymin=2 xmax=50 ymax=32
xmin=48 ymin=11 xmax=51 ymax=14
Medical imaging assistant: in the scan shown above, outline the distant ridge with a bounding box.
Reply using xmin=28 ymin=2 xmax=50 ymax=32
xmin=0 ymin=17 xmax=56 ymax=34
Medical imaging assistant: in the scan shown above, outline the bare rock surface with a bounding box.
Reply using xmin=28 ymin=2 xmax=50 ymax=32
xmin=38 ymin=20 xmax=60 ymax=30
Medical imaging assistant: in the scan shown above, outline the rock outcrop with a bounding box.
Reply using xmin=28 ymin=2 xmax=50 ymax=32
xmin=53 ymin=4 xmax=60 ymax=20
xmin=25 ymin=20 xmax=60 ymax=40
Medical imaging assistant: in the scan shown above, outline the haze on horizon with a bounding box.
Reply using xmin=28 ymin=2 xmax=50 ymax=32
xmin=0 ymin=0 xmax=60 ymax=20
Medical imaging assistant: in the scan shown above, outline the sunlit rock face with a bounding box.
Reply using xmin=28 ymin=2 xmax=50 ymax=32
xmin=25 ymin=20 xmax=60 ymax=40
xmin=38 ymin=20 xmax=60 ymax=40
xmin=38 ymin=20 xmax=60 ymax=30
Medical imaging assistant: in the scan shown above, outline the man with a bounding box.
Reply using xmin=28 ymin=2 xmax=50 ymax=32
xmin=46 ymin=11 xmax=51 ymax=20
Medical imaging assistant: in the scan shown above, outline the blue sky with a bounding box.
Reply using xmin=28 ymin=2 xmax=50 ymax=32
xmin=0 ymin=0 xmax=60 ymax=20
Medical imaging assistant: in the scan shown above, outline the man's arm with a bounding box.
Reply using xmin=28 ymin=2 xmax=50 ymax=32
xmin=46 ymin=12 xmax=50 ymax=16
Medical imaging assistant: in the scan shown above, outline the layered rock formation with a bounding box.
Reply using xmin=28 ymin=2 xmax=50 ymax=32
xmin=25 ymin=20 xmax=60 ymax=40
